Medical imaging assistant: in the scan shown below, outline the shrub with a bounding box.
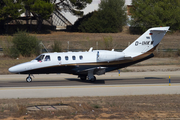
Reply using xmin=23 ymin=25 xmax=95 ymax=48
xmin=11 ymin=31 xmax=40 ymax=57
xmin=177 ymin=49 xmax=180 ymax=56
xmin=72 ymin=12 xmax=95 ymax=32
xmin=72 ymin=0 xmax=127 ymax=33
xmin=1 ymin=37 xmax=13 ymax=57
xmin=103 ymin=36 xmax=113 ymax=50
xmin=51 ymin=40 xmax=62 ymax=52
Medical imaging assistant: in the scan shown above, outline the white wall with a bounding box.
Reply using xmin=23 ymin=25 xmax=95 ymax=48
xmin=125 ymin=0 xmax=132 ymax=5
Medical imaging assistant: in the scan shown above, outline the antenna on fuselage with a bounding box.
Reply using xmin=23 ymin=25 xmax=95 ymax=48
xmin=88 ymin=47 xmax=93 ymax=52
xmin=39 ymin=41 xmax=48 ymax=53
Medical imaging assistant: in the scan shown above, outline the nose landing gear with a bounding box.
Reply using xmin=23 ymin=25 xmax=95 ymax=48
xmin=26 ymin=74 xmax=32 ymax=83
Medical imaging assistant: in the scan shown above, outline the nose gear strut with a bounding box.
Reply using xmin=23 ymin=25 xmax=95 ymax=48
xmin=26 ymin=74 xmax=33 ymax=82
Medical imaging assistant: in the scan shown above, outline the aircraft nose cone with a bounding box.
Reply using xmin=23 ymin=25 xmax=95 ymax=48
xmin=8 ymin=66 xmax=17 ymax=73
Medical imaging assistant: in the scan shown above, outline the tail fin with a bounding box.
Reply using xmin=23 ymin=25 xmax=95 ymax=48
xmin=123 ymin=27 xmax=170 ymax=58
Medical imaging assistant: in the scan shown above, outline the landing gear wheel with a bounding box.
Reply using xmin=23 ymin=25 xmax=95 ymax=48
xmin=26 ymin=76 xmax=32 ymax=83
xmin=90 ymin=76 xmax=96 ymax=82
xmin=80 ymin=76 xmax=87 ymax=81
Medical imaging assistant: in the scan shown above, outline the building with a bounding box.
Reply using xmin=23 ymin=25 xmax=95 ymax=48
xmin=19 ymin=0 xmax=132 ymax=30
xmin=62 ymin=0 xmax=132 ymax=25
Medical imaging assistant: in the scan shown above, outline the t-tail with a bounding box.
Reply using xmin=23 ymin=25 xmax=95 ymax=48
xmin=123 ymin=27 xmax=170 ymax=59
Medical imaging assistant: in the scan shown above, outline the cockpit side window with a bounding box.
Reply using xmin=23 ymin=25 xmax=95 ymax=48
xmin=35 ymin=55 xmax=45 ymax=62
xmin=44 ymin=55 xmax=51 ymax=61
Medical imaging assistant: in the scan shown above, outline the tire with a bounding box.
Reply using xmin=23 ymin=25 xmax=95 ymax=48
xmin=80 ymin=76 xmax=87 ymax=81
xmin=26 ymin=76 xmax=32 ymax=83
xmin=90 ymin=76 xmax=96 ymax=82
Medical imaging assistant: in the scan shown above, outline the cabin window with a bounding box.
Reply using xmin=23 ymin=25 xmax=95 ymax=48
xmin=79 ymin=55 xmax=83 ymax=60
xmin=44 ymin=55 xmax=51 ymax=61
xmin=35 ymin=55 xmax=45 ymax=62
xmin=65 ymin=56 xmax=68 ymax=60
xmin=72 ymin=56 xmax=76 ymax=60
xmin=58 ymin=56 xmax=61 ymax=61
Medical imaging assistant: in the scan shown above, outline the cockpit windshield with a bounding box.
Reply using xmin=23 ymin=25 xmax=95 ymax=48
xmin=35 ymin=55 xmax=45 ymax=62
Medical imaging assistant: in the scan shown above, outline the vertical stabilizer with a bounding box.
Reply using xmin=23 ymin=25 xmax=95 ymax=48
xmin=123 ymin=27 xmax=170 ymax=57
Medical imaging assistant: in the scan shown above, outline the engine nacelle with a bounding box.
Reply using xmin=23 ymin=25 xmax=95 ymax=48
xmin=97 ymin=51 xmax=125 ymax=62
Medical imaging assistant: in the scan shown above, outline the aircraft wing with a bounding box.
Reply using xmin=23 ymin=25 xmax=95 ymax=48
xmin=123 ymin=56 xmax=133 ymax=60
xmin=78 ymin=67 xmax=106 ymax=75
xmin=77 ymin=56 xmax=133 ymax=75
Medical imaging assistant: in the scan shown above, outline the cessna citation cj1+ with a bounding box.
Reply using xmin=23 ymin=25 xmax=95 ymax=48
xmin=9 ymin=27 xmax=170 ymax=82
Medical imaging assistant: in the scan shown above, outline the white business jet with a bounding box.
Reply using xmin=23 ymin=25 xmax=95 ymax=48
xmin=9 ymin=27 xmax=170 ymax=82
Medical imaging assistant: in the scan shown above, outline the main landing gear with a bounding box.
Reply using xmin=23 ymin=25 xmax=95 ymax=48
xmin=90 ymin=76 xmax=96 ymax=82
xmin=26 ymin=74 xmax=32 ymax=83
xmin=79 ymin=75 xmax=96 ymax=82
xmin=87 ymin=70 xmax=96 ymax=82
xmin=80 ymin=76 xmax=87 ymax=81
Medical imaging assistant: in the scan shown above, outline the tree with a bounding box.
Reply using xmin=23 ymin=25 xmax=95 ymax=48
xmin=53 ymin=0 xmax=92 ymax=17
xmin=0 ymin=0 xmax=24 ymax=21
xmin=0 ymin=0 xmax=24 ymax=33
xmin=0 ymin=0 xmax=92 ymax=33
xmin=98 ymin=0 xmax=127 ymax=32
xmin=22 ymin=0 xmax=92 ymax=31
xmin=73 ymin=0 xmax=127 ymax=33
xmin=11 ymin=31 xmax=40 ymax=57
xmin=130 ymin=0 xmax=180 ymax=32
xmin=23 ymin=0 xmax=54 ymax=31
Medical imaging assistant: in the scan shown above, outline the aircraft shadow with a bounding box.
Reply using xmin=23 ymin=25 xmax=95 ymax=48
xmin=9 ymin=80 xmax=67 ymax=83
xmin=6 ymin=77 xmax=165 ymax=87
xmin=104 ymin=77 xmax=165 ymax=81
xmin=103 ymin=78 xmax=142 ymax=81
xmin=65 ymin=78 xmax=105 ymax=84
xmin=144 ymin=77 xmax=164 ymax=79
xmin=8 ymin=79 xmax=105 ymax=84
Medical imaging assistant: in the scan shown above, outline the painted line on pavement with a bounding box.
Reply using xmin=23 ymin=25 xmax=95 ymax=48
xmin=1 ymin=83 xmax=180 ymax=90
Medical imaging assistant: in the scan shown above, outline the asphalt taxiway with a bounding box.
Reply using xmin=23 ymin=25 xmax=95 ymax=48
xmin=0 ymin=71 xmax=180 ymax=98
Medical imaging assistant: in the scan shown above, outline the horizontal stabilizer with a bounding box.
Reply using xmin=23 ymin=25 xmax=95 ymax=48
xmin=150 ymin=27 xmax=170 ymax=32
xmin=150 ymin=30 xmax=169 ymax=32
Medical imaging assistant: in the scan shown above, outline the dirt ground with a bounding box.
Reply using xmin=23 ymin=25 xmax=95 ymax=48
xmin=0 ymin=95 xmax=180 ymax=120
xmin=1 ymin=30 xmax=180 ymax=51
